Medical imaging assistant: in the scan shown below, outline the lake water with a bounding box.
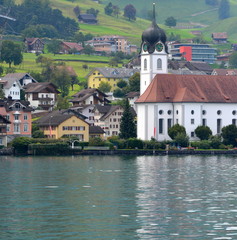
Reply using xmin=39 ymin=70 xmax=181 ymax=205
xmin=1 ymin=155 xmax=237 ymax=239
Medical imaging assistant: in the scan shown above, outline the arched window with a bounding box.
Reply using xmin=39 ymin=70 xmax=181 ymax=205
xmin=157 ymin=58 xmax=162 ymax=69
xmin=144 ymin=59 xmax=147 ymax=70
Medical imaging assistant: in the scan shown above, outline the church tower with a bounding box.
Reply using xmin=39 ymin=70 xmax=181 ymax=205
xmin=140 ymin=3 xmax=168 ymax=95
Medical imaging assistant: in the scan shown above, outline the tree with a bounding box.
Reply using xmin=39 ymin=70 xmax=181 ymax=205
xmin=229 ymin=52 xmax=237 ymax=68
xmin=82 ymin=64 xmax=88 ymax=71
xmin=83 ymin=45 xmax=95 ymax=55
xmin=0 ymin=87 xmax=5 ymax=99
xmin=0 ymin=41 xmax=23 ymax=68
xmin=165 ymin=16 xmax=177 ymax=27
xmin=128 ymin=72 xmax=140 ymax=92
xmin=86 ymin=8 xmax=99 ymax=17
xmin=98 ymin=81 xmax=111 ymax=93
xmin=104 ymin=2 xmax=113 ymax=16
xmin=119 ymin=99 xmax=136 ymax=139
xmin=221 ymin=124 xmax=237 ymax=146
xmin=218 ymin=0 xmax=230 ymax=20
xmin=113 ymin=88 xmax=125 ymax=98
xmin=195 ymin=125 xmax=212 ymax=140
xmin=124 ymin=4 xmax=136 ymax=21
xmin=117 ymin=79 xmax=127 ymax=89
xmin=51 ymin=67 xmax=71 ymax=97
xmin=55 ymin=95 xmax=70 ymax=110
xmin=47 ymin=40 xmax=61 ymax=55
xmin=22 ymin=24 xmax=58 ymax=38
xmin=113 ymin=5 xmax=120 ymax=18
xmin=73 ymin=6 xmax=81 ymax=17
xmin=168 ymin=124 xmax=186 ymax=140
xmin=205 ymin=0 xmax=218 ymax=6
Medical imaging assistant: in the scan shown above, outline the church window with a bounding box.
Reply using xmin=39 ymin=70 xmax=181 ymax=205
xmin=232 ymin=119 xmax=237 ymax=125
xmin=202 ymin=119 xmax=206 ymax=126
xmin=191 ymin=110 xmax=194 ymax=115
xmin=191 ymin=132 xmax=195 ymax=137
xmin=202 ymin=110 xmax=206 ymax=115
xmin=191 ymin=119 xmax=195 ymax=124
xmin=144 ymin=59 xmax=147 ymax=70
xmin=232 ymin=110 xmax=236 ymax=115
xmin=176 ymin=119 xmax=179 ymax=124
xmin=217 ymin=119 xmax=222 ymax=134
xmin=159 ymin=119 xmax=164 ymax=134
xmin=217 ymin=110 xmax=222 ymax=115
xmin=176 ymin=110 xmax=179 ymax=115
xmin=157 ymin=58 xmax=162 ymax=69
xmin=167 ymin=110 xmax=172 ymax=115
xmin=167 ymin=119 xmax=172 ymax=130
xmin=159 ymin=110 xmax=163 ymax=115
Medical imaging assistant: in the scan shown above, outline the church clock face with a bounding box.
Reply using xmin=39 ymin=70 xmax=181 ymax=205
xmin=156 ymin=43 xmax=163 ymax=52
xmin=143 ymin=43 xmax=148 ymax=52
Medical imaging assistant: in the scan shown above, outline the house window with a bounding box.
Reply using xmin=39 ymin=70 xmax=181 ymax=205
xmin=202 ymin=119 xmax=207 ymax=126
xmin=191 ymin=119 xmax=195 ymax=124
xmin=157 ymin=58 xmax=162 ymax=69
xmin=217 ymin=119 xmax=222 ymax=134
xmin=23 ymin=124 xmax=28 ymax=132
xmin=6 ymin=115 xmax=10 ymax=120
xmin=14 ymin=115 xmax=19 ymax=120
xmin=24 ymin=114 xmax=28 ymax=120
xmin=7 ymin=125 xmax=10 ymax=132
xmin=159 ymin=118 xmax=164 ymax=134
xmin=14 ymin=124 xmax=20 ymax=133
xmin=144 ymin=59 xmax=147 ymax=70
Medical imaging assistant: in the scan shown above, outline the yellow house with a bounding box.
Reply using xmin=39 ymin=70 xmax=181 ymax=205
xmin=87 ymin=67 xmax=139 ymax=91
xmin=36 ymin=110 xmax=89 ymax=141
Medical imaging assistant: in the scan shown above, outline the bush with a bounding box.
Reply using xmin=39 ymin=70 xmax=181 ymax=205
xmin=107 ymin=136 xmax=126 ymax=149
xmin=168 ymin=124 xmax=186 ymax=140
xmin=174 ymin=133 xmax=189 ymax=147
xmin=125 ymin=138 xmax=143 ymax=149
xmin=191 ymin=140 xmax=211 ymax=149
xmin=89 ymin=137 xmax=105 ymax=146
xmin=210 ymin=135 xmax=222 ymax=149
xmin=195 ymin=125 xmax=212 ymax=140
xmin=11 ymin=137 xmax=32 ymax=154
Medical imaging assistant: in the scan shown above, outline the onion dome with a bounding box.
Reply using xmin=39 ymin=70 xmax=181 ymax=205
xmin=141 ymin=4 xmax=168 ymax=54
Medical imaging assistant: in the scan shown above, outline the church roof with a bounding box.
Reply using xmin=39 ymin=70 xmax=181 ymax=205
xmin=136 ymin=74 xmax=237 ymax=103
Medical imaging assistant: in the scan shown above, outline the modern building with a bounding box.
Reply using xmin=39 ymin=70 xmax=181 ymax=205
xmin=136 ymin=5 xmax=237 ymax=141
xmin=169 ymin=43 xmax=217 ymax=64
xmin=85 ymin=35 xmax=137 ymax=55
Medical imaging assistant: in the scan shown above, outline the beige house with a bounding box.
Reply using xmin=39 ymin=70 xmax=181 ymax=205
xmin=35 ymin=109 xmax=89 ymax=141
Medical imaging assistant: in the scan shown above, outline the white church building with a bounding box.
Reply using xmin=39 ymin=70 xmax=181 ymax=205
xmin=136 ymin=5 xmax=237 ymax=141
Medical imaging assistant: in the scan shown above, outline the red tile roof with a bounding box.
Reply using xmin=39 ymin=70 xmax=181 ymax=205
xmin=136 ymin=74 xmax=237 ymax=103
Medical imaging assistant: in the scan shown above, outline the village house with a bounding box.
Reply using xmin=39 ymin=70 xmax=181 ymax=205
xmin=60 ymin=41 xmax=84 ymax=54
xmin=211 ymin=69 xmax=237 ymax=76
xmin=78 ymin=14 xmax=98 ymax=24
xmin=87 ymin=67 xmax=139 ymax=91
xmin=35 ymin=109 xmax=90 ymax=141
xmin=0 ymin=98 xmax=33 ymax=143
xmin=212 ymin=32 xmax=228 ymax=44
xmin=0 ymin=73 xmax=37 ymax=100
xmin=24 ymin=38 xmax=45 ymax=53
xmin=24 ymin=82 xmax=60 ymax=111
xmin=126 ymin=92 xmax=140 ymax=112
xmin=136 ymin=7 xmax=237 ymax=141
xmin=0 ymin=115 xmax=10 ymax=146
xmin=70 ymin=88 xmax=110 ymax=106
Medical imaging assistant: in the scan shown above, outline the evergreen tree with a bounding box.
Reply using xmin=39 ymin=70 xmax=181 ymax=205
xmin=104 ymin=2 xmax=113 ymax=16
xmin=165 ymin=16 xmax=177 ymax=27
xmin=119 ymin=99 xmax=136 ymax=139
xmin=218 ymin=0 xmax=230 ymax=20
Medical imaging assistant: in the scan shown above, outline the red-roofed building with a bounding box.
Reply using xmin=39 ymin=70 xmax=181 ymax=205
xmin=212 ymin=32 xmax=228 ymax=44
xmin=136 ymin=8 xmax=237 ymax=141
xmin=60 ymin=42 xmax=84 ymax=54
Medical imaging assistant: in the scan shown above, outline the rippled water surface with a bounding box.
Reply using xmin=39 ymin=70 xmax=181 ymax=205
xmin=1 ymin=155 xmax=237 ymax=239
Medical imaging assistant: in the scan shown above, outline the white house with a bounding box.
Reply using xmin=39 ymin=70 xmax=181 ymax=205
xmin=0 ymin=73 xmax=37 ymax=100
xmin=136 ymin=5 xmax=237 ymax=141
